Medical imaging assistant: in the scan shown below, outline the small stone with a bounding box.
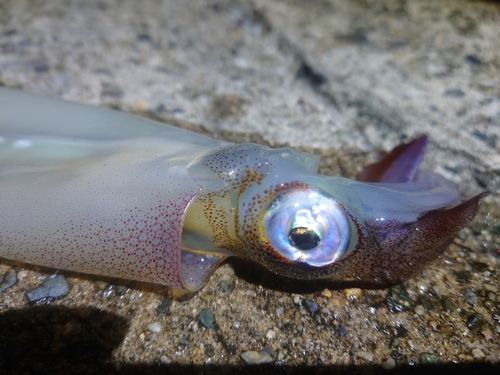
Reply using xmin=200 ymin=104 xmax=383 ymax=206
xmin=414 ymin=305 xmax=425 ymax=316
xmin=178 ymin=338 xmax=189 ymax=347
xmin=94 ymin=281 xmax=109 ymax=290
xmin=266 ymin=330 xmax=276 ymax=339
xmin=343 ymin=288 xmax=362 ymax=300
xmin=420 ymin=353 xmax=438 ymax=364
xmin=303 ymin=299 xmax=319 ymax=314
xmin=466 ymin=313 xmax=485 ymax=331
xmin=260 ymin=346 xmax=272 ymax=355
xmin=198 ymin=308 xmax=216 ymax=330
xmin=26 ymin=274 xmax=70 ymax=302
xmin=160 ymin=355 xmax=172 ymax=365
xmin=321 ymin=288 xmax=332 ymax=298
xmin=416 ymin=281 xmax=428 ymax=293
xmin=418 ymin=295 xmax=437 ymax=310
xmin=147 ymin=322 xmax=161 ymax=333
xmin=472 ymin=348 xmax=485 ymax=359
xmin=382 ymin=357 xmax=396 ymax=370
xmin=484 ymin=283 xmax=498 ymax=293
xmin=386 ymin=284 xmax=415 ymax=313
xmin=339 ymin=325 xmax=347 ymax=337
xmin=233 ymin=321 xmax=241 ymax=329
xmin=277 ymin=349 xmax=286 ymax=361
xmin=358 ymin=351 xmax=374 ymax=361
xmin=481 ymin=329 xmax=493 ymax=340
xmin=441 ymin=296 xmax=456 ymax=311
xmin=464 ymin=289 xmax=477 ymax=305
xmin=0 ymin=268 xmax=17 ymax=293
xmin=275 ymin=307 xmax=284 ymax=316
xmin=293 ymin=295 xmax=302 ymax=304
xmin=156 ymin=298 xmax=173 ymax=314
xmin=240 ymin=350 xmax=273 ymax=365
xmin=205 ymin=345 xmax=215 ymax=357
xmin=217 ymin=278 xmax=235 ymax=293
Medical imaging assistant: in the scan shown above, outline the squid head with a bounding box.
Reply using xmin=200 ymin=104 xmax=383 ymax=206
xmin=184 ymin=135 xmax=487 ymax=288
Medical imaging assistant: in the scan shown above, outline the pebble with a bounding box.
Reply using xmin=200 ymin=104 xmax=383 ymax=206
xmin=217 ymin=278 xmax=235 ymax=293
xmin=420 ymin=353 xmax=438 ymax=364
xmin=147 ymin=322 xmax=161 ymax=333
xmin=160 ymin=355 xmax=172 ymax=365
xmin=386 ymin=284 xmax=414 ymax=313
xmin=416 ymin=281 xmax=428 ymax=293
xmin=0 ymin=268 xmax=17 ymax=293
xmin=178 ymin=338 xmax=189 ymax=347
xmin=343 ymin=288 xmax=362 ymax=300
xmin=26 ymin=274 xmax=69 ymax=302
xmin=339 ymin=325 xmax=347 ymax=337
xmin=441 ymin=296 xmax=456 ymax=311
xmin=205 ymin=345 xmax=215 ymax=357
xmin=414 ymin=305 xmax=425 ymax=316
xmin=275 ymin=307 xmax=284 ymax=316
xmin=464 ymin=289 xmax=477 ymax=305
xmin=303 ymin=299 xmax=319 ymax=314
xmin=358 ymin=351 xmax=374 ymax=361
xmin=155 ymin=298 xmax=173 ymax=314
xmin=472 ymin=348 xmax=485 ymax=359
xmin=240 ymin=350 xmax=273 ymax=365
xmin=484 ymin=283 xmax=498 ymax=293
xmin=382 ymin=357 xmax=396 ymax=370
xmin=261 ymin=346 xmax=272 ymax=355
xmin=321 ymin=288 xmax=332 ymax=298
xmin=198 ymin=308 xmax=216 ymax=330
xmin=391 ymin=338 xmax=400 ymax=348
xmin=266 ymin=330 xmax=276 ymax=339
xmin=466 ymin=313 xmax=485 ymax=331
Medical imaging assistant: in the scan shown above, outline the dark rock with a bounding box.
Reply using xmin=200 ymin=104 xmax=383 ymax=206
xmin=198 ymin=308 xmax=215 ymax=330
xmin=26 ymin=275 xmax=70 ymax=302
xmin=156 ymin=298 xmax=173 ymax=315
xmin=0 ymin=268 xmax=17 ymax=293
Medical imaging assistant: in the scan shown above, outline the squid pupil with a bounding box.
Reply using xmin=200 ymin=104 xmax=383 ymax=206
xmin=288 ymin=227 xmax=320 ymax=251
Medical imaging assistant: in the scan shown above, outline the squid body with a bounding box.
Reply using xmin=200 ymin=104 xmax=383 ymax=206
xmin=0 ymin=88 xmax=487 ymax=291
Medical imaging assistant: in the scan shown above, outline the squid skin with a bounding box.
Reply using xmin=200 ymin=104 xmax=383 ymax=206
xmin=0 ymin=88 xmax=488 ymax=291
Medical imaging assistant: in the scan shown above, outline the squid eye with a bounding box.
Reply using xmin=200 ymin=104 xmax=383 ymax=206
xmin=264 ymin=188 xmax=352 ymax=267
xmin=288 ymin=227 xmax=320 ymax=250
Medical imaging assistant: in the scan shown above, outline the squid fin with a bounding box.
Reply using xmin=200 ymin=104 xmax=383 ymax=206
xmin=359 ymin=135 xmax=428 ymax=183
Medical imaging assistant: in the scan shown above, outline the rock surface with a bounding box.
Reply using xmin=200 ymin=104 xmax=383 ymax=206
xmin=0 ymin=1 xmax=498 ymax=374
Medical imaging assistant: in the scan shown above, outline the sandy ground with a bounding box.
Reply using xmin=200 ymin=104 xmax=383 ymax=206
xmin=0 ymin=1 xmax=499 ymax=374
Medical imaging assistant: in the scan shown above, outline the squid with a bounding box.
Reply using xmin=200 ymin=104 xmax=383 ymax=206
xmin=0 ymin=88 xmax=487 ymax=291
